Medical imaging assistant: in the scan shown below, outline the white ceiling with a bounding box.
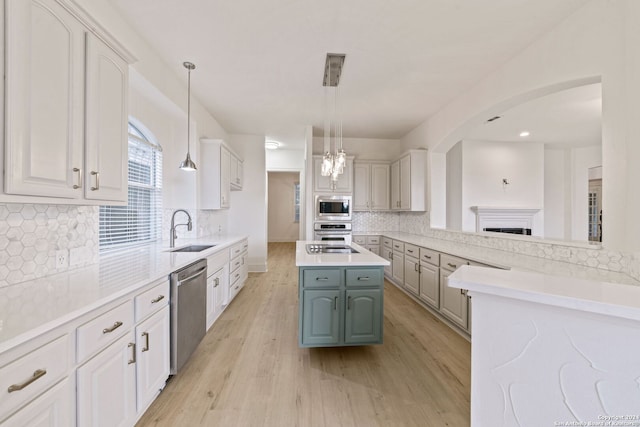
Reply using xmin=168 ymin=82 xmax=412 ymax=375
xmin=111 ymin=0 xmax=590 ymax=148
xmin=466 ymin=82 xmax=602 ymax=148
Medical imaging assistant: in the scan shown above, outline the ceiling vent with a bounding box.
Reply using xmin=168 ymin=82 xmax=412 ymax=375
xmin=323 ymin=54 xmax=346 ymax=87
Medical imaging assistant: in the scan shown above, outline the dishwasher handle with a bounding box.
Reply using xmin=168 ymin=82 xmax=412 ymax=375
xmin=176 ymin=266 xmax=207 ymax=284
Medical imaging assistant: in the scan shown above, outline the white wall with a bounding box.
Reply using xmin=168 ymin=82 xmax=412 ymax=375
xmin=228 ymin=134 xmax=267 ymax=272
xmin=446 ymin=142 xmax=463 ymax=230
xmin=267 ymin=172 xmax=300 ymax=242
xmin=266 ymin=149 xmax=305 ymax=171
xmin=544 ymin=148 xmax=567 ymax=240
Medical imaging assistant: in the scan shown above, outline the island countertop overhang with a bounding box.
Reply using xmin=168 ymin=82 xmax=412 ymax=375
xmin=295 ymin=241 xmax=390 ymax=267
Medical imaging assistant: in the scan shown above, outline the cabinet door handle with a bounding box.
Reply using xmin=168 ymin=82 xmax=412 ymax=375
xmin=214 ymin=277 xmax=220 ymax=288
xmin=347 ymin=296 xmax=351 ymax=310
xmin=102 ymin=321 xmax=123 ymax=334
xmin=7 ymin=369 xmax=47 ymax=393
xmin=316 ymin=277 xmax=329 ymax=281
xmin=128 ymin=342 xmax=136 ymax=364
xmin=90 ymin=171 xmax=100 ymax=191
xmin=151 ymin=295 xmax=165 ymax=304
xmin=414 ymin=263 xmax=419 ymax=272
xmin=418 ymin=264 xmax=422 ymax=274
xmin=389 ymin=252 xmax=393 ymax=260
xmin=142 ymin=332 xmax=150 ymax=352
xmin=334 ymin=296 xmax=338 ymax=310
xmin=447 ymin=263 xmax=457 ymax=269
xmin=72 ymin=168 xmax=82 ymax=189
xmin=357 ymin=276 xmax=370 ymax=281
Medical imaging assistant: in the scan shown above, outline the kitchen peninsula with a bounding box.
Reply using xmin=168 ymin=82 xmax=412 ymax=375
xmin=295 ymin=241 xmax=390 ymax=347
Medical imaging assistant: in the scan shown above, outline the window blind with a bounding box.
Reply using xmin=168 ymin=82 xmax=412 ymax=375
xmin=99 ymin=130 xmax=163 ymax=251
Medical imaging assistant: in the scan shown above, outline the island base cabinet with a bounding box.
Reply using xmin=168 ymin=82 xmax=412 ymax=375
xmin=135 ymin=305 xmax=170 ymax=414
xmin=0 ymin=379 xmax=73 ymax=427
xmin=344 ymin=289 xmax=382 ymax=344
xmin=439 ymin=270 xmax=468 ymax=330
xmin=301 ymin=290 xmax=340 ymax=346
xmin=77 ymin=332 xmax=137 ymax=427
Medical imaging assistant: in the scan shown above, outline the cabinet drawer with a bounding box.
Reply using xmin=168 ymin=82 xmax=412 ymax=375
xmin=0 ymin=335 xmax=70 ymax=418
xmin=207 ymin=250 xmax=229 ymax=271
xmin=404 ymin=243 xmax=419 ymax=257
xmin=353 ymin=235 xmax=366 ymax=245
xmin=230 ymin=256 xmax=243 ymax=273
xmin=229 ymin=241 xmax=245 ymax=258
xmin=135 ymin=280 xmax=170 ymax=322
xmin=366 ymin=236 xmax=380 ymax=245
xmin=419 ymin=248 xmax=440 ymax=266
xmin=77 ymin=301 xmax=134 ymax=363
xmin=392 ymin=240 xmax=404 ymax=251
xmin=302 ymin=269 xmax=341 ymax=288
xmin=441 ymin=254 xmax=468 ymax=272
xmin=382 ymin=237 xmax=392 ymax=248
xmin=345 ymin=268 xmax=383 ymax=287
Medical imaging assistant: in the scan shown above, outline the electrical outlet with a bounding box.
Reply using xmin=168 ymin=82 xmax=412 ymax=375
xmin=55 ymin=249 xmax=68 ymax=269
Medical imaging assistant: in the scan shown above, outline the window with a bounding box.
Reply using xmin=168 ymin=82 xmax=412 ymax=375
xmin=99 ymin=121 xmax=163 ymax=251
xmin=294 ymin=182 xmax=300 ymax=223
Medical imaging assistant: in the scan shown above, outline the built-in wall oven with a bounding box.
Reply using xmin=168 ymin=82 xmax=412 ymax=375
xmin=314 ymin=222 xmax=352 ymax=244
xmin=315 ymin=195 xmax=352 ymax=221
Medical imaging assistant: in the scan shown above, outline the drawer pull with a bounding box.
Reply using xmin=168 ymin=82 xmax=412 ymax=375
xmin=407 ymin=249 xmax=414 ymax=253
xmin=151 ymin=295 xmax=165 ymax=304
xmin=128 ymin=343 xmax=136 ymax=364
xmin=447 ymin=263 xmax=457 ymax=269
xmin=315 ymin=277 xmax=329 ymax=281
xmin=424 ymin=255 xmax=431 ymax=259
xmin=357 ymin=276 xmax=370 ymax=281
xmin=142 ymin=332 xmax=150 ymax=352
xmin=102 ymin=321 xmax=123 ymax=334
xmin=8 ymin=369 xmax=47 ymax=393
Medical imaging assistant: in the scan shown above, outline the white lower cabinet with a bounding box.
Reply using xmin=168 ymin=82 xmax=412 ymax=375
xmin=77 ymin=332 xmax=137 ymax=427
xmin=228 ymin=239 xmax=249 ymax=304
xmin=439 ymin=255 xmax=470 ymax=331
xmin=403 ymin=255 xmax=420 ymax=296
xmin=135 ymin=306 xmax=170 ymax=414
xmin=207 ymin=266 xmax=228 ymax=329
xmin=418 ymin=262 xmax=439 ymax=309
xmin=0 ymin=378 xmax=74 ymax=427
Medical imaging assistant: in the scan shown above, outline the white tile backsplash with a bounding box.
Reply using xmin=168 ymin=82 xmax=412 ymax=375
xmin=0 ymin=204 xmax=99 ymax=288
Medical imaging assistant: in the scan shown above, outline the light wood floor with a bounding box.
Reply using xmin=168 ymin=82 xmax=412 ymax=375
xmin=136 ymin=242 xmax=470 ymax=427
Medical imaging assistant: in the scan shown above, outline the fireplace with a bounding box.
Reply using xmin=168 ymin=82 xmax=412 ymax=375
xmin=471 ymin=206 xmax=541 ymax=236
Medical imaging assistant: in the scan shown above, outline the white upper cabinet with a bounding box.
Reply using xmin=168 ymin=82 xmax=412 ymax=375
xmin=353 ymin=161 xmax=389 ymax=211
xmin=390 ymin=150 xmax=427 ymax=211
xmin=3 ymin=0 xmax=135 ymax=204
xmin=4 ymin=0 xmax=85 ymax=199
xmin=84 ymin=34 xmax=129 ymax=201
xmin=200 ymin=139 xmax=243 ymax=209
xmin=313 ymin=155 xmax=353 ymax=193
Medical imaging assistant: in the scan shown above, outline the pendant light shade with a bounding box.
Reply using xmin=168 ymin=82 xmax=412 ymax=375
xmin=320 ymin=53 xmax=347 ymax=184
xmin=180 ymin=61 xmax=197 ymax=171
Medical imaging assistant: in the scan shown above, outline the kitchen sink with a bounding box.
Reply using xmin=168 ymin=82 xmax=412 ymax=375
xmin=170 ymin=244 xmax=215 ymax=253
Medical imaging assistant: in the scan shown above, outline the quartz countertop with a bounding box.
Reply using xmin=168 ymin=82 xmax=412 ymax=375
xmin=355 ymin=231 xmax=639 ymax=286
xmin=448 ymin=265 xmax=640 ymax=322
xmin=0 ymin=234 xmax=248 ymax=354
xmin=295 ymin=241 xmax=390 ymax=267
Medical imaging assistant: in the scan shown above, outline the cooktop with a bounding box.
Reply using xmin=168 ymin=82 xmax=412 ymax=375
xmin=306 ymin=244 xmax=359 ymax=254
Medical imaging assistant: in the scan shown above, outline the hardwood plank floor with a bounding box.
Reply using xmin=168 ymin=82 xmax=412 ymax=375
xmin=136 ymin=242 xmax=470 ymax=426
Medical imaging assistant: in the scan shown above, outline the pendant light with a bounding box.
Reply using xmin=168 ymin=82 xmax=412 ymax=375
xmin=179 ymin=61 xmax=197 ymax=171
xmin=320 ymin=53 xmax=347 ymax=184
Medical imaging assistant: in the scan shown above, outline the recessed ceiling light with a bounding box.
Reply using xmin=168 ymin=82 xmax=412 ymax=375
xmin=519 ymin=131 xmax=530 ymax=137
xmin=265 ymin=141 xmax=280 ymax=150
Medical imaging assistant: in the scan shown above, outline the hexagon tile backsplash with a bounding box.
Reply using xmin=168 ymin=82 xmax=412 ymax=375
xmin=0 ymin=204 xmax=99 ymax=288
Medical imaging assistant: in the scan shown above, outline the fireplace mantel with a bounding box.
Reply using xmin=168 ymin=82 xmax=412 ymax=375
xmin=471 ymin=206 xmax=541 ymax=234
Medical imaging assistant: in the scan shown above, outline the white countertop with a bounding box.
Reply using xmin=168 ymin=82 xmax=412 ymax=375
xmin=448 ymin=265 xmax=640 ymax=322
xmin=359 ymin=231 xmax=639 ymax=286
xmin=0 ymin=235 xmax=247 ymax=354
xmin=295 ymin=241 xmax=390 ymax=267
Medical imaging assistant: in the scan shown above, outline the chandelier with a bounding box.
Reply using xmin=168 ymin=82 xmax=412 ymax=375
xmin=321 ymin=53 xmax=347 ymax=183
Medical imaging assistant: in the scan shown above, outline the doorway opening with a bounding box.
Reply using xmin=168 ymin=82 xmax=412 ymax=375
xmin=267 ymin=171 xmax=302 ymax=242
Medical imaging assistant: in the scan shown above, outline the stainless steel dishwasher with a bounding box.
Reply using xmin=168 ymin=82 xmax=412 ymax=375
xmin=170 ymin=259 xmax=207 ymax=374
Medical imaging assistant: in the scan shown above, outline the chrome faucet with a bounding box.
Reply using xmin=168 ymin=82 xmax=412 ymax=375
xmin=170 ymin=209 xmax=193 ymax=248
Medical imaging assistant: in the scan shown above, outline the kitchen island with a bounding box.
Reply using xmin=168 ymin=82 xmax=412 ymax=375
xmin=295 ymin=241 xmax=390 ymax=348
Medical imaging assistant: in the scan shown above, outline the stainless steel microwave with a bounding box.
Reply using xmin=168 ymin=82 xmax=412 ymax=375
xmin=315 ymin=195 xmax=352 ymax=221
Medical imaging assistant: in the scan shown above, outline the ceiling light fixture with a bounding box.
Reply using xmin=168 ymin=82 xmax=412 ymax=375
xmin=320 ymin=53 xmax=347 ymax=186
xmin=179 ymin=61 xmax=197 ymax=171
xmin=265 ymin=141 xmax=280 ymax=150
xmin=519 ymin=131 xmax=530 ymax=137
